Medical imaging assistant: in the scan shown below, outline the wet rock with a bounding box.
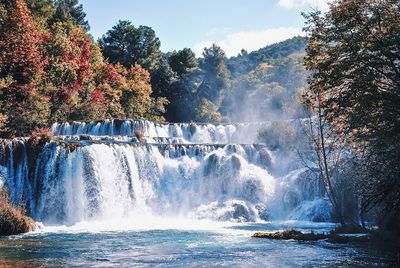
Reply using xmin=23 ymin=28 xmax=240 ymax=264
xmin=253 ymin=228 xmax=372 ymax=243
xmin=231 ymin=203 xmax=252 ymax=221
xmin=230 ymin=155 xmax=242 ymax=170
xmin=0 ymin=196 xmax=37 ymax=236
xmin=63 ymin=142 xmax=82 ymax=153
xmin=113 ymin=119 xmax=126 ymax=133
xmin=255 ymin=204 xmax=269 ymax=220
xmin=189 ymin=124 xmax=197 ymax=136
xmin=78 ymin=135 xmax=93 ymax=141
xmin=194 ymin=200 xmax=255 ymax=222
xmin=204 ymin=153 xmax=220 ymax=176
xmin=23 ymin=217 xmax=37 ymax=233
xmin=253 ymin=230 xmax=326 ymax=241
xmin=258 ymin=148 xmax=272 ymax=169
xmin=134 ymin=128 xmax=145 ymax=142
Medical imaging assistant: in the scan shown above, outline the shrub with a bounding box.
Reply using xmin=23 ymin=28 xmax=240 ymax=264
xmin=30 ymin=127 xmax=53 ymax=144
xmin=0 ymin=187 xmax=35 ymax=236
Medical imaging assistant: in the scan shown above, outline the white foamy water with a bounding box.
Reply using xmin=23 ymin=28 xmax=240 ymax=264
xmin=0 ymin=119 xmax=332 ymax=232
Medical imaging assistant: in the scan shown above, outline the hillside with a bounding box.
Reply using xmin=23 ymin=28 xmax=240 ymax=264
xmin=227 ymin=36 xmax=308 ymax=77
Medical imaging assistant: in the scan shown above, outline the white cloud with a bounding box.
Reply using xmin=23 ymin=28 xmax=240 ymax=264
xmin=278 ymin=0 xmax=330 ymax=10
xmin=194 ymin=27 xmax=303 ymax=57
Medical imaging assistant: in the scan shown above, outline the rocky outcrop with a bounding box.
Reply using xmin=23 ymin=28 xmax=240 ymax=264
xmin=252 ymin=228 xmax=371 ymax=243
xmin=253 ymin=229 xmax=326 ymax=241
xmin=0 ymin=204 xmax=36 ymax=236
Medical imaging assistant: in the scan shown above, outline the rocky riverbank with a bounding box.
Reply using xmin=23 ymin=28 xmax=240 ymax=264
xmin=0 ymin=187 xmax=36 ymax=236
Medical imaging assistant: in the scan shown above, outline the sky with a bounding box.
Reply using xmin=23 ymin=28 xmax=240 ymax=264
xmin=80 ymin=0 xmax=329 ymax=57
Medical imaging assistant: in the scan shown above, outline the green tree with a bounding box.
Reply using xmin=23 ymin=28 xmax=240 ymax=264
xmin=168 ymin=48 xmax=198 ymax=76
xmin=166 ymin=71 xmax=200 ymax=122
xmin=150 ymin=57 xmax=176 ymax=98
xmin=51 ymin=0 xmax=89 ymax=30
xmin=199 ymin=44 xmax=230 ymax=102
xmin=99 ymin=20 xmax=161 ymax=70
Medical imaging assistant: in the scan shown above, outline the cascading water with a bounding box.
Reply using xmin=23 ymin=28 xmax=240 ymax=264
xmin=0 ymin=119 xmax=331 ymax=227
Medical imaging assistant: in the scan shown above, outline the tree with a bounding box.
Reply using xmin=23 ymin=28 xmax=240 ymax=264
xmin=0 ymin=0 xmax=49 ymax=136
xmin=165 ymin=71 xmax=200 ymax=122
xmin=93 ymin=63 xmax=125 ymax=118
xmin=164 ymin=49 xmax=201 ymax=122
xmin=303 ymin=0 xmax=400 ymax=229
xmin=150 ymin=57 xmax=176 ymax=98
xmin=199 ymin=44 xmax=230 ymax=102
xmin=220 ymin=57 xmax=306 ymax=122
xmin=0 ymin=113 xmax=7 ymax=133
xmin=99 ymin=20 xmax=161 ymax=70
xmin=196 ymin=98 xmax=222 ymax=123
xmin=150 ymin=49 xmax=201 ymax=122
xmin=51 ymin=0 xmax=89 ymax=30
xmin=168 ymin=48 xmax=198 ymax=76
xmin=119 ymin=64 xmax=153 ymax=119
xmin=44 ymin=22 xmax=92 ymax=121
xmin=301 ymin=92 xmax=347 ymax=225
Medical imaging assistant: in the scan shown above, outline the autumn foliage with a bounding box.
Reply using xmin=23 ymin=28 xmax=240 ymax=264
xmin=0 ymin=0 xmax=50 ymax=137
xmin=0 ymin=0 xmax=45 ymax=86
xmin=0 ymin=0 xmax=166 ymax=137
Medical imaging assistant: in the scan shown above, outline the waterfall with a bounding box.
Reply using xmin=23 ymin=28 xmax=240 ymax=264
xmin=51 ymin=119 xmax=269 ymax=144
xmin=0 ymin=119 xmax=333 ymax=226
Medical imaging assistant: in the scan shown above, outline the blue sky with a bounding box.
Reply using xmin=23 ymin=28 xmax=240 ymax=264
xmin=80 ymin=0 xmax=329 ymax=57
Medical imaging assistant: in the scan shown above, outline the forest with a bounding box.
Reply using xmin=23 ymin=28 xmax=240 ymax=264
xmin=0 ymin=0 xmax=309 ymax=137
xmin=0 ymin=0 xmax=399 ymax=237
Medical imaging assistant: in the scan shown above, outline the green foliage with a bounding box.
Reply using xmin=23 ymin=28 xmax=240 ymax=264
xmin=169 ymin=72 xmax=199 ymax=122
xmin=96 ymin=20 xmax=308 ymax=124
xmin=227 ymin=36 xmax=308 ymax=77
xmin=160 ymin=48 xmax=200 ymax=122
xmin=195 ymin=98 xmax=223 ymax=123
xmin=120 ymin=64 xmax=153 ymax=119
xmin=199 ymin=44 xmax=230 ymax=102
xmin=168 ymin=48 xmax=198 ymax=76
xmin=99 ymin=20 xmax=162 ymax=70
xmin=150 ymin=57 xmax=176 ymax=98
xmin=26 ymin=0 xmax=56 ymax=28
xmin=51 ymin=0 xmax=89 ymax=30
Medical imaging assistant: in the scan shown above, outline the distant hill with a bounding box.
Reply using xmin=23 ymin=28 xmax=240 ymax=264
xmin=219 ymin=36 xmax=309 ymax=122
xmin=227 ymin=36 xmax=308 ymax=77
